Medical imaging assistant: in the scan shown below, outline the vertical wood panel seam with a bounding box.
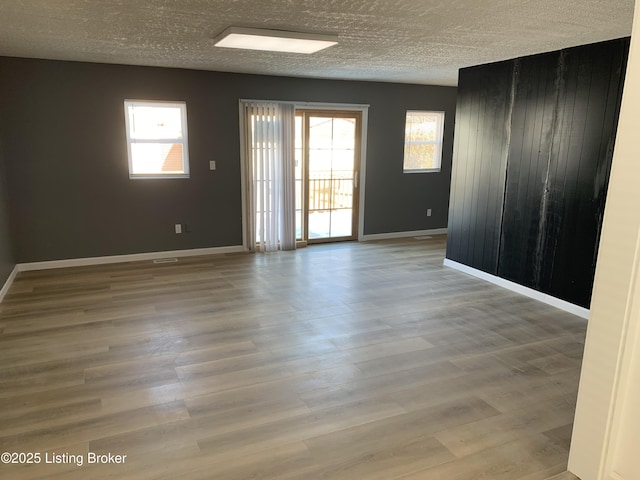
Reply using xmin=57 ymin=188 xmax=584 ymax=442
xmin=496 ymin=60 xmax=518 ymax=276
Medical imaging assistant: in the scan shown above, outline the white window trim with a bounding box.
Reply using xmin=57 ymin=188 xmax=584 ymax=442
xmin=403 ymin=110 xmax=445 ymax=174
xmin=124 ymin=99 xmax=190 ymax=179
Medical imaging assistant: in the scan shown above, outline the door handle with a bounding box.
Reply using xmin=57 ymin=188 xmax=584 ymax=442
xmin=354 ymin=171 xmax=359 ymax=189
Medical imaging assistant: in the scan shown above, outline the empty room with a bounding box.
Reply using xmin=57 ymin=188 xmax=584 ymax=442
xmin=1 ymin=1 xmax=639 ymax=480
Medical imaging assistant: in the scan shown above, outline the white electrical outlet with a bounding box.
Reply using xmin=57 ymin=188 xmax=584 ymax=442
xmin=175 ymin=224 xmax=182 ymax=234
xmin=209 ymin=161 xmax=216 ymax=170
xmin=427 ymin=209 xmax=432 ymax=217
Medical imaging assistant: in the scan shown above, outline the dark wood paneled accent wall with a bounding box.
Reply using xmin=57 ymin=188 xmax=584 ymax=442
xmin=446 ymin=61 xmax=514 ymax=274
xmin=446 ymin=38 xmax=629 ymax=308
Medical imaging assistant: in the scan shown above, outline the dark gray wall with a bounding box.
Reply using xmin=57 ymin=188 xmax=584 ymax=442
xmin=0 ymin=135 xmax=16 ymax=284
xmin=0 ymin=55 xmax=16 ymax=284
xmin=0 ymin=57 xmax=456 ymax=263
xmin=446 ymin=38 xmax=629 ymax=308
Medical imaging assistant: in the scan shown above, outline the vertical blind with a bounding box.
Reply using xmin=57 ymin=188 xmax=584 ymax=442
xmin=242 ymin=102 xmax=296 ymax=252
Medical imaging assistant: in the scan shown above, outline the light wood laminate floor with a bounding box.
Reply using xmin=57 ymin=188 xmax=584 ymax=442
xmin=0 ymin=236 xmax=586 ymax=479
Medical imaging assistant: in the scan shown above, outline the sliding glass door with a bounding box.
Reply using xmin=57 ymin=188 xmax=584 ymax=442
xmin=296 ymin=110 xmax=361 ymax=243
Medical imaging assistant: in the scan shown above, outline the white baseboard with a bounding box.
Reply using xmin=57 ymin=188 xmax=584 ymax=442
xmin=17 ymin=245 xmax=246 ymax=272
xmin=0 ymin=265 xmax=19 ymax=303
xmin=361 ymin=228 xmax=447 ymax=241
xmin=443 ymin=258 xmax=590 ymax=319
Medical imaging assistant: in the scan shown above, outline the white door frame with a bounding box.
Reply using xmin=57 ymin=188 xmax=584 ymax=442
xmin=568 ymin=2 xmax=640 ymax=478
xmin=602 ymin=233 xmax=640 ymax=480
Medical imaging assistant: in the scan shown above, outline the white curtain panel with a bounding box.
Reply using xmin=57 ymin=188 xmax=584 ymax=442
xmin=243 ymin=102 xmax=296 ymax=252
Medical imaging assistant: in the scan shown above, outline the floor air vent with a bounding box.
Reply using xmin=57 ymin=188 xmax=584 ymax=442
xmin=153 ymin=258 xmax=178 ymax=264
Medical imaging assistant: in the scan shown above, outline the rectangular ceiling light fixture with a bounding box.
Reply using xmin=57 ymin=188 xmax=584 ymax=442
xmin=214 ymin=27 xmax=338 ymax=54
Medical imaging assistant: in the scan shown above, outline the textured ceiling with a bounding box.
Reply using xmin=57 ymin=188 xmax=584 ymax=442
xmin=0 ymin=0 xmax=634 ymax=86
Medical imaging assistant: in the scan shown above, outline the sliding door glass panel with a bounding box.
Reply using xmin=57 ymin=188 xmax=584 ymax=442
xmin=307 ymin=115 xmax=356 ymax=240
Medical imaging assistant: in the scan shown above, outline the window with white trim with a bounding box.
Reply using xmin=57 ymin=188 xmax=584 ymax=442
xmin=124 ymin=100 xmax=190 ymax=179
xmin=403 ymin=110 xmax=444 ymax=173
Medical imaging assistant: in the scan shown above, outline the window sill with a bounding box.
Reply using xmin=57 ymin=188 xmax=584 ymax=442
xmin=403 ymin=168 xmax=441 ymax=174
xmin=129 ymin=174 xmax=190 ymax=180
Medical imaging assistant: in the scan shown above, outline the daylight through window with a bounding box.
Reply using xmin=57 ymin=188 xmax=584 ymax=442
xmin=124 ymin=100 xmax=190 ymax=179
xmin=403 ymin=111 xmax=444 ymax=173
